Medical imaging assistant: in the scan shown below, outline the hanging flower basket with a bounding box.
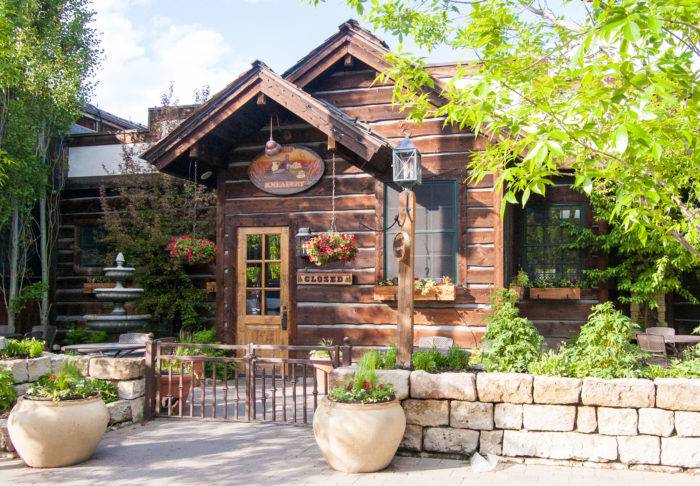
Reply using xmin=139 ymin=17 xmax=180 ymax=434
xmin=305 ymin=232 xmax=358 ymax=267
xmin=167 ymin=236 xmax=216 ymax=265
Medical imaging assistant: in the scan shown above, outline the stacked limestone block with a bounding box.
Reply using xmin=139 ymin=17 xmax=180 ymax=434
xmin=0 ymin=355 xmax=146 ymax=453
xmin=330 ymin=368 xmax=700 ymax=473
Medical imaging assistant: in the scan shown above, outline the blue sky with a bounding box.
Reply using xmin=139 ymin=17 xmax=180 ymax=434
xmin=90 ymin=0 xmax=463 ymax=124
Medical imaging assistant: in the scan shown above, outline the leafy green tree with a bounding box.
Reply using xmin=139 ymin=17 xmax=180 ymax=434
xmin=316 ymin=0 xmax=700 ymax=296
xmin=0 ymin=0 xmax=99 ymax=331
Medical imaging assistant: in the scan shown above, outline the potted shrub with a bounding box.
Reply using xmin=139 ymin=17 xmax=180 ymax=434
xmin=510 ymin=270 xmax=529 ymax=300
xmin=529 ymin=277 xmax=583 ymax=300
xmin=309 ymin=339 xmax=335 ymax=391
xmin=8 ymin=362 xmax=113 ymax=468
xmin=305 ymin=231 xmax=358 ymax=267
xmin=313 ymin=352 xmax=405 ymax=473
xmin=373 ymin=276 xmax=455 ymax=301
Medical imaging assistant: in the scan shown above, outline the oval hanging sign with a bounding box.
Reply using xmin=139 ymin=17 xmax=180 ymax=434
xmin=248 ymin=145 xmax=325 ymax=195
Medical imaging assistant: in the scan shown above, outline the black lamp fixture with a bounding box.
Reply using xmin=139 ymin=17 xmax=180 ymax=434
xmin=392 ymin=135 xmax=422 ymax=189
xmin=295 ymin=227 xmax=312 ymax=258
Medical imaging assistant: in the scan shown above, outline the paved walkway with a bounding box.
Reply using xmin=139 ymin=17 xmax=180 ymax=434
xmin=0 ymin=419 xmax=694 ymax=486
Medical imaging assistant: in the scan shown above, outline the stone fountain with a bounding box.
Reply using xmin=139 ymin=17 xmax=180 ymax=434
xmin=84 ymin=252 xmax=151 ymax=333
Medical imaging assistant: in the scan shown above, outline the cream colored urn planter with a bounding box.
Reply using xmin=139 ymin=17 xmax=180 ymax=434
xmin=8 ymin=395 xmax=109 ymax=468
xmin=313 ymin=397 xmax=406 ymax=473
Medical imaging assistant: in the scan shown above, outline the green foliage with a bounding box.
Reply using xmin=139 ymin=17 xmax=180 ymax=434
xmin=167 ymin=327 xmax=234 ymax=380
xmin=482 ymin=289 xmax=542 ymax=373
xmin=529 ymin=302 xmax=646 ymax=379
xmin=512 ymin=270 xmax=529 ymax=288
xmin=26 ymin=361 xmax=117 ymax=403
xmin=100 ymin=144 xmax=216 ymax=334
xmin=329 ymin=351 xmax=395 ymax=403
xmin=320 ymin=0 xmax=700 ymax=279
xmin=1 ymin=338 xmax=44 ymax=358
xmin=411 ymin=346 xmax=471 ymax=372
xmin=9 ymin=281 xmax=48 ymax=315
xmin=381 ymin=345 xmax=397 ymax=369
xmin=64 ymin=326 xmax=109 ymax=345
xmin=643 ymin=345 xmax=700 ymax=379
xmin=0 ymin=370 xmax=16 ymax=412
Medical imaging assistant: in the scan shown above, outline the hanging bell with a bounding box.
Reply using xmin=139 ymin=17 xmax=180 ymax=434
xmin=265 ymin=116 xmax=282 ymax=156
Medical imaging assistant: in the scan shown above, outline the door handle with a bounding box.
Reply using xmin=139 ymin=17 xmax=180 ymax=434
xmin=281 ymin=305 xmax=288 ymax=331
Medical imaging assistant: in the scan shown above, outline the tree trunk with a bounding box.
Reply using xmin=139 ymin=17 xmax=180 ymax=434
xmin=8 ymin=204 xmax=20 ymax=333
xmin=39 ymin=193 xmax=49 ymax=331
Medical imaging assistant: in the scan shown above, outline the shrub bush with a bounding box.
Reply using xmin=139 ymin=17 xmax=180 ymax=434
xmin=482 ymin=289 xmax=542 ymax=373
xmin=411 ymin=346 xmax=471 ymax=372
xmin=0 ymin=338 xmax=45 ymax=359
xmin=64 ymin=326 xmax=110 ymax=345
xmin=0 ymin=370 xmax=16 ymax=412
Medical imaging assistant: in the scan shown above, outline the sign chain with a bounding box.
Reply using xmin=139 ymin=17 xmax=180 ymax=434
xmin=330 ymin=152 xmax=337 ymax=232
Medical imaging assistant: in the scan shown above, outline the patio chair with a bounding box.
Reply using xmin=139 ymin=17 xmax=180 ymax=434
xmin=118 ymin=332 xmax=153 ymax=344
xmin=0 ymin=325 xmax=22 ymax=339
xmin=24 ymin=325 xmax=58 ymax=351
xmin=645 ymin=327 xmax=678 ymax=356
xmin=417 ymin=336 xmax=454 ymax=354
xmin=637 ymin=333 xmax=669 ymax=367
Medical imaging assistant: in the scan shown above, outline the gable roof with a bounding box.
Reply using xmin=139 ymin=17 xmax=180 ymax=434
xmin=141 ymin=60 xmax=392 ymax=173
xmin=283 ymin=19 xmax=447 ymax=105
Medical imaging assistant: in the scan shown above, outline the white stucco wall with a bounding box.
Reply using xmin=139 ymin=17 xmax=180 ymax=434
xmin=67 ymin=142 xmax=153 ymax=178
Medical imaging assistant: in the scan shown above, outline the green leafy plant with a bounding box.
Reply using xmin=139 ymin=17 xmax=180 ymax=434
xmin=512 ymin=270 xmax=529 ymax=288
xmin=10 ymin=281 xmax=49 ymax=315
xmin=411 ymin=346 xmax=471 ymax=372
xmin=0 ymin=338 xmax=45 ymax=359
xmin=328 ymin=351 xmax=395 ymax=404
xmin=528 ymin=349 xmax=571 ymax=377
xmin=0 ymin=370 xmax=17 ymax=412
xmin=64 ymin=325 xmax=110 ymax=345
xmin=26 ymin=362 xmax=117 ymax=403
xmin=164 ymin=327 xmax=234 ymax=380
xmin=482 ymin=289 xmax=543 ymax=373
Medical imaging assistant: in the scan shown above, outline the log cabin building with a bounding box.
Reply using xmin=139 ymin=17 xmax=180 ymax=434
xmin=8 ymin=20 xmax=697 ymax=345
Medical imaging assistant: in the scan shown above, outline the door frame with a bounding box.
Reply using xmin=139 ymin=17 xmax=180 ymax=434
xmin=235 ymin=226 xmax=290 ymax=346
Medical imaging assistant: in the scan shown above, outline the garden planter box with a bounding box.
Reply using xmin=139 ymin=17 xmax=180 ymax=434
xmin=373 ymin=285 xmax=455 ymax=302
xmin=529 ymin=287 xmax=582 ymax=300
xmin=82 ymin=282 xmax=115 ymax=294
xmin=510 ymin=285 xmax=527 ymax=300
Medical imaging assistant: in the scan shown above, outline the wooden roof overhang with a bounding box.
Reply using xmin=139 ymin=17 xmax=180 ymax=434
xmin=141 ymin=60 xmax=393 ymax=184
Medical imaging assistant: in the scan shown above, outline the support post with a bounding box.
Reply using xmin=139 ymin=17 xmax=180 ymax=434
xmin=397 ymin=190 xmax=416 ymax=369
xmin=143 ymin=338 xmax=156 ymax=421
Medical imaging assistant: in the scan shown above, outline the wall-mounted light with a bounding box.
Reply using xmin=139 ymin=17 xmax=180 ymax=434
xmin=200 ymin=170 xmax=214 ymax=181
xmin=392 ymin=136 xmax=422 ymax=189
xmin=295 ymin=227 xmax=312 ymax=258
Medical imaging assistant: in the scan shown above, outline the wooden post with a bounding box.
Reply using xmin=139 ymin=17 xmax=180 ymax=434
xmin=143 ymin=338 xmax=156 ymax=421
xmin=397 ymin=190 xmax=416 ymax=369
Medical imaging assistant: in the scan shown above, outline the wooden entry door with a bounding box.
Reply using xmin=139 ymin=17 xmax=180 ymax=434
xmin=236 ymin=227 xmax=290 ymax=346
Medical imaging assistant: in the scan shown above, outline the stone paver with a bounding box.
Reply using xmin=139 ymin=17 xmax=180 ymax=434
xmin=0 ymin=419 xmax=696 ymax=486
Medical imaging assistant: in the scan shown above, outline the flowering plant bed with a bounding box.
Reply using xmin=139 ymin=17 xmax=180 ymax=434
xmin=167 ymin=235 xmax=216 ymax=264
xmin=25 ymin=362 xmax=117 ymax=403
xmin=305 ymin=231 xmax=358 ymax=266
xmin=373 ymin=276 xmax=454 ymax=301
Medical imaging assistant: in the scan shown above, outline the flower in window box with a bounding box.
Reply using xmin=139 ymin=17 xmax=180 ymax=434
xmin=167 ymin=235 xmax=216 ymax=264
xmin=304 ymin=232 xmax=358 ymax=266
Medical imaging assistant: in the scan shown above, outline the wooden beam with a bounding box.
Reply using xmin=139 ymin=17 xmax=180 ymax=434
xmin=327 ymin=134 xmax=336 ymax=151
xmin=397 ymin=189 xmax=416 ymax=369
xmin=256 ymin=93 xmax=266 ymax=105
xmin=343 ymin=54 xmax=353 ymax=67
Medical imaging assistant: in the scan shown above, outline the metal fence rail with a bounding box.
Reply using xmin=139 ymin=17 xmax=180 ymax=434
xmin=144 ymin=340 xmax=352 ymax=425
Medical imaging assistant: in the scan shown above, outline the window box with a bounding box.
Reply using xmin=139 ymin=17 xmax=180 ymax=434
xmin=529 ymin=287 xmax=582 ymax=300
xmin=373 ymin=285 xmax=455 ymax=302
xmin=82 ymin=282 xmax=115 ymax=294
xmin=510 ymin=285 xmax=527 ymax=300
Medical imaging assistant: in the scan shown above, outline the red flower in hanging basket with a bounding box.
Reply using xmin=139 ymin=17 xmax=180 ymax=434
xmin=167 ymin=235 xmax=216 ymax=264
xmin=304 ymin=231 xmax=358 ymax=266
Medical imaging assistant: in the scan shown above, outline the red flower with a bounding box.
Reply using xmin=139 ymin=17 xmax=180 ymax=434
xmin=363 ymin=381 xmax=371 ymax=390
xmin=48 ymin=375 xmax=57 ymax=381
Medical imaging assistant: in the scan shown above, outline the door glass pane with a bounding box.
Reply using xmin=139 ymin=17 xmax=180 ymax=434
xmin=266 ymin=234 xmax=281 ymax=260
xmin=246 ymin=290 xmax=262 ymax=315
xmin=264 ymin=291 xmax=281 ymax=315
xmin=266 ymin=262 xmax=281 ymax=288
xmin=246 ymin=264 xmax=262 ymax=287
xmin=246 ymin=235 xmax=262 ymax=260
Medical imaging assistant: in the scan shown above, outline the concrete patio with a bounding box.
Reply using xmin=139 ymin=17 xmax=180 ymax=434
xmin=0 ymin=419 xmax=696 ymax=485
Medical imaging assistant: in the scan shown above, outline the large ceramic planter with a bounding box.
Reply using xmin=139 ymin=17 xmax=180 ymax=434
xmin=8 ymin=395 xmax=109 ymax=468
xmin=313 ymin=397 xmax=406 ymax=473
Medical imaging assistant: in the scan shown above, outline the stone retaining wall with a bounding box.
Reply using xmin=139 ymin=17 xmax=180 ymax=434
xmin=1 ymin=354 xmax=146 ymax=454
xmin=331 ymin=368 xmax=700 ymax=473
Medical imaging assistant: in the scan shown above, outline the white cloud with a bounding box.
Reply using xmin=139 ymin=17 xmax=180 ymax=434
xmin=89 ymin=0 xmax=250 ymax=124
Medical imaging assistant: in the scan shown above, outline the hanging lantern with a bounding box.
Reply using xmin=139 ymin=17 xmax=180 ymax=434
xmin=392 ymin=136 xmax=422 ymax=189
xmin=265 ymin=116 xmax=282 ymax=156
xmin=295 ymin=227 xmax=312 ymax=257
